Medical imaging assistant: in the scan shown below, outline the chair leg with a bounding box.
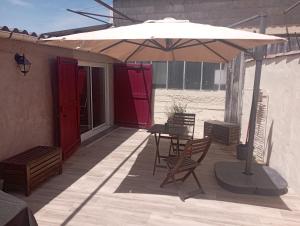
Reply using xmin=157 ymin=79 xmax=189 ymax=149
xmin=168 ymin=138 xmax=176 ymax=156
xmin=171 ymin=175 xmax=180 ymax=190
xmin=153 ymin=151 xmax=158 ymax=176
xmin=192 ymin=171 xmax=204 ymax=192
xmin=171 ymin=175 xmax=188 ymax=201
xmin=153 ymin=133 xmax=161 ymax=176
xmin=161 ymin=170 xmax=204 ymax=201
xmin=168 ymin=141 xmax=173 ymax=156
xmin=181 ymin=170 xmax=193 ymax=182
xmin=160 ymin=173 xmax=172 ymax=188
xmin=176 ymin=170 xmax=205 ymax=201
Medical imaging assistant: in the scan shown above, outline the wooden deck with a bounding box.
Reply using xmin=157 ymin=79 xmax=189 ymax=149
xmin=16 ymin=127 xmax=300 ymax=226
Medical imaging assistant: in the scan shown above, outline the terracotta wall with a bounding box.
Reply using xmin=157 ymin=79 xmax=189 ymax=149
xmin=0 ymin=38 xmax=114 ymax=161
xmin=242 ymin=52 xmax=300 ymax=194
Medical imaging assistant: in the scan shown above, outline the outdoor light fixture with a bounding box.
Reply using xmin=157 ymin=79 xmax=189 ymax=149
xmin=14 ymin=53 xmax=31 ymax=76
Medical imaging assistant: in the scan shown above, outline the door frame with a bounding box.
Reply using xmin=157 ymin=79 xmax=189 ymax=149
xmin=78 ymin=61 xmax=111 ymax=141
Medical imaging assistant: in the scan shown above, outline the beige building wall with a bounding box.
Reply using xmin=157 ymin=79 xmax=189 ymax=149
xmin=241 ymin=52 xmax=300 ymax=193
xmin=152 ymin=89 xmax=226 ymax=138
xmin=0 ymin=38 xmax=114 ymax=161
xmin=114 ymin=0 xmax=300 ymax=34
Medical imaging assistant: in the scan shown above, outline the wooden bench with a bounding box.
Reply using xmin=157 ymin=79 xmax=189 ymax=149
xmin=0 ymin=146 xmax=62 ymax=196
xmin=204 ymin=120 xmax=240 ymax=145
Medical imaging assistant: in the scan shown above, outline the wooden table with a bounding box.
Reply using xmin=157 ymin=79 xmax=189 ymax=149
xmin=147 ymin=124 xmax=189 ymax=175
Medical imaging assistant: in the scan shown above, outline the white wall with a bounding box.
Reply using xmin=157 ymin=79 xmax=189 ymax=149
xmin=242 ymin=52 xmax=300 ymax=193
xmin=152 ymin=89 xmax=225 ymax=138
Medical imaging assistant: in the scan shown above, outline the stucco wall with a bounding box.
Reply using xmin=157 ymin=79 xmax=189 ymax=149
xmin=0 ymin=38 xmax=114 ymax=161
xmin=152 ymin=89 xmax=225 ymax=138
xmin=242 ymin=52 xmax=300 ymax=193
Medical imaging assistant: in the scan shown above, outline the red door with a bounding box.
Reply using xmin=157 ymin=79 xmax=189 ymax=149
xmin=114 ymin=63 xmax=152 ymax=128
xmin=57 ymin=57 xmax=80 ymax=160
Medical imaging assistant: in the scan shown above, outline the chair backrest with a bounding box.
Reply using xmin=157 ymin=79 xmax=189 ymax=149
xmin=168 ymin=113 xmax=196 ymax=138
xmin=171 ymin=137 xmax=211 ymax=172
xmin=184 ymin=137 xmax=211 ymax=163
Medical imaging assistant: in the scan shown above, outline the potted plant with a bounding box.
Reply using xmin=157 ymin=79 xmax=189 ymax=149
xmin=165 ymin=101 xmax=187 ymax=119
xmin=164 ymin=101 xmax=187 ymax=129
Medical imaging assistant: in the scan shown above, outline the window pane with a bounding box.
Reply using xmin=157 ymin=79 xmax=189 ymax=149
xmin=168 ymin=61 xmax=184 ymax=89
xmin=152 ymin=61 xmax=167 ymax=88
xmin=185 ymin=62 xmax=202 ymax=89
xmin=217 ymin=64 xmax=227 ymax=90
xmin=202 ymin=63 xmax=220 ymax=90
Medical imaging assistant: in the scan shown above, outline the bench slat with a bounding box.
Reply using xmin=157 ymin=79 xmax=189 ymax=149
xmin=1 ymin=146 xmax=62 ymax=196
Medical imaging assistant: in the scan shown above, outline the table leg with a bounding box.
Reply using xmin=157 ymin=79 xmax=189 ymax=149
xmin=157 ymin=134 xmax=161 ymax=163
xmin=177 ymin=137 xmax=180 ymax=156
xmin=153 ymin=133 xmax=160 ymax=176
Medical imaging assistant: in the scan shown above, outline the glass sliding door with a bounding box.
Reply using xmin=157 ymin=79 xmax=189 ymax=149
xmin=91 ymin=67 xmax=106 ymax=128
xmin=79 ymin=65 xmax=107 ymax=136
xmin=79 ymin=66 xmax=92 ymax=134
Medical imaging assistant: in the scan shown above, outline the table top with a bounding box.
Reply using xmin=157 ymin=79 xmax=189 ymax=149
xmin=0 ymin=190 xmax=37 ymax=226
xmin=147 ymin=124 xmax=190 ymax=137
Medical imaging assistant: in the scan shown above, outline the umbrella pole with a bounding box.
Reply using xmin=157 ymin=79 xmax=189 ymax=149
xmin=244 ymin=14 xmax=267 ymax=175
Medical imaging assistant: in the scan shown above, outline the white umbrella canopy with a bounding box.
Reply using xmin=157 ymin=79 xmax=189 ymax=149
xmin=43 ymin=17 xmax=285 ymax=63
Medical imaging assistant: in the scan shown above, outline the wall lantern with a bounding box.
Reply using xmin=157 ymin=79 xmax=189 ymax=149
xmin=15 ymin=53 xmax=31 ymax=76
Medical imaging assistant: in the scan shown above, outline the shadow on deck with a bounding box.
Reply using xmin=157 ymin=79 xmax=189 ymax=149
xmin=13 ymin=127 xmax=296 ymax=225
xmin=114 ymin=134 xmax=290 ymax=210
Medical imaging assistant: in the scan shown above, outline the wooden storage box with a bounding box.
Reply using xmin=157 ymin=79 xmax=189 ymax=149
xmin=0 ymin=146 xmax=62 ymax=196
xmin=204 ymin=120 xmax=240 ymax=145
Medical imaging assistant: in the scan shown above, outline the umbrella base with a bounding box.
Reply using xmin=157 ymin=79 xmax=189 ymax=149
xmin=214 ymin=161 xmax=288 ymax=196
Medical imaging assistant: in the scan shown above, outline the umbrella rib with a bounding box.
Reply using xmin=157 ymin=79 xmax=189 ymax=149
xmin=196 ymin=40 xmax=229 ymax=62
xmin=100 ymin=40 xmax=126 ymax=53
xmin=148 ymin=39 xmax=165 ymax=50
xmin=216 ymin=39 xmax=254 ymax=58
xmin=173 ymin=39 xmax=196 ymax=49
xmin=169 ymin=39 xmax=182 ymax=49
xmin=125 ymin=40 xmax=148 ymax=62
xmin=124 ymin=40 xmax=163 ymax=50
xmin=173 ymin=40 xmax=216 ymax=50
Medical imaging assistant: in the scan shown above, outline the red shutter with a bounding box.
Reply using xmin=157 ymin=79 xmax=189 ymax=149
xmin=57 ymin=57 xmax=80 ymax=160
xmin=114 ymin=63 xmax=152 ymax=128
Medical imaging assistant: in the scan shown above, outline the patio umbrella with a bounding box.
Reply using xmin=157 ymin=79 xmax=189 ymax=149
xmin=43 ymin=17 xmax=284 ymax=63
xmin=42 ymin=18 xmax=287 ymax=194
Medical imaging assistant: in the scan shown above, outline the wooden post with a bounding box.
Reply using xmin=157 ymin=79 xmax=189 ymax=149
xmin=244 ymin=14 xmax=267 ymax=175
xmin=224 ymin=52 xmax=245 ymax=125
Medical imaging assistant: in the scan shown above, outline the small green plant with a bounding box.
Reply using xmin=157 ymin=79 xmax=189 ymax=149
xmin=166 ymin=101 xmax=187 ymax=119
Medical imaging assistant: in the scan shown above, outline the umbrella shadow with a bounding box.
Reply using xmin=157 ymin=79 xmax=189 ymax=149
xmin=15 ymin=127 xmax=139 ymax=214
xmin=114 ymin=136 xmax=290 ymax=210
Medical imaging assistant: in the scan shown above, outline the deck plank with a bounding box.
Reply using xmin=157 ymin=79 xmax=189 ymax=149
xmin=11 ymin=127 xmax=300 ymax=226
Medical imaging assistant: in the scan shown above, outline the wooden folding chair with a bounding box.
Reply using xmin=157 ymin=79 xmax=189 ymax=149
xmin=160 ymin=137 xmax=211 ymax=201
xmin=168 ymin=113 xmax=196 ymax=155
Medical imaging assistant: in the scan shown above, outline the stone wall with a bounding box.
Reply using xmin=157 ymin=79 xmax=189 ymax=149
xmin=152 ymin=89 xmax=226 ymax=138
xmin=242 ymin=52 xmax=300 ymax=193
xmin=114 ymin=0 xmax=300 ymax=33
xmin=0 ymin=38 xmax=114 ymax=161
